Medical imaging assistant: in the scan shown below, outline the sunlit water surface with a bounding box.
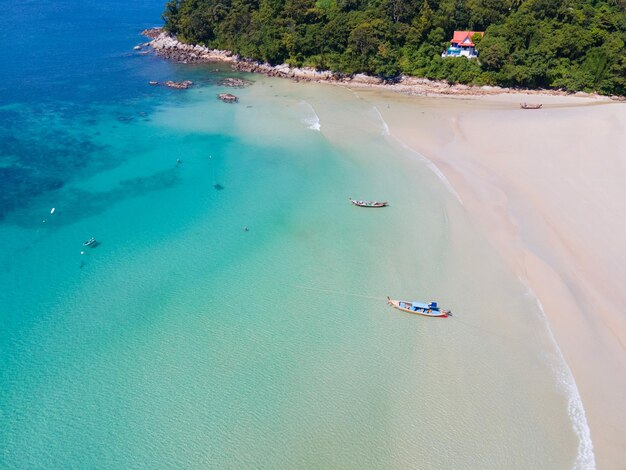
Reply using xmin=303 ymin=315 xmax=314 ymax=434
xmin=0 ymin=1 xmax=584 ymax=468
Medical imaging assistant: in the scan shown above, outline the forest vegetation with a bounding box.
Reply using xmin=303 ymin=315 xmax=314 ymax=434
xmin=162 ymin=0 xmax=626 ymax=95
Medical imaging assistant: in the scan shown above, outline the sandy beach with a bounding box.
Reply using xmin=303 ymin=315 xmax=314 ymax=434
xmin=354 ymin=90 xmax=626 ymax=468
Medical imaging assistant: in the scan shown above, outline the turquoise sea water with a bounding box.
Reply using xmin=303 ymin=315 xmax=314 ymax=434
xmin=1 ymin=1 xmax=591 ymax=468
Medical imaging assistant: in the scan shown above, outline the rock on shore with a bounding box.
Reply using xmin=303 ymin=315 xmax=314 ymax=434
xmin=219 ymin=78 xmax=252 ymax=88
xmin=144 ymin=29 xmax=236 ymax=64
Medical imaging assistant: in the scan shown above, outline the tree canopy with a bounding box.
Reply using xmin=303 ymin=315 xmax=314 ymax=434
xmin=163 ymin=0 xmax=626 ymax=95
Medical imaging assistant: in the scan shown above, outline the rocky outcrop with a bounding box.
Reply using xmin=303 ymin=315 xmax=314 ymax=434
xmin=141 ymin=28 xmax=163 ymax=40
xmin=164 ymin=80 xmax=193 ymax=89
xmin=233 ymin=60 xmax=340 ymax=82
xmin=145 ymin=29 xmax=236 ymax=64
xmin=146 ymin=80 xmax=193 ymax=89
xmin=219 ymin=78 xmax=252 ymax=88
xmin=218 ymin=93 xmax=239 ymax=103
xmin=141 ymin=29 xmax=345 ymax=83
xmin=145 ymin=77 xmax=193 ymax=90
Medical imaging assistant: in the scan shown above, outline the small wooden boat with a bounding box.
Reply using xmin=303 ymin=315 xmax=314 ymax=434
xmin=349 ymin=197 xmax=388 ymax=208
xmin=387 ymin=297 xmax=451 ymax=317
xmin=520 ymin=103 xmax=542 ymax=109
xmin=83 ymin=237 xmax=97 ymax=247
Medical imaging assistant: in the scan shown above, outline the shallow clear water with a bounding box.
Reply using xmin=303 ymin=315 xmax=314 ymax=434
xmin=0 ymin=1 xmax=586 ymax=468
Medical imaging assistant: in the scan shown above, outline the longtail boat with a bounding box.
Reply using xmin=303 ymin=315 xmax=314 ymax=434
xmin=387 ymin=297 xmax=451 ymax=317
xmin=83 ymin=237 xmax=98 ymax=247
xmin=349 ymin=197 xmax=388 ymax=208
xmin=520 ymin=103 xmax=542 ymax=109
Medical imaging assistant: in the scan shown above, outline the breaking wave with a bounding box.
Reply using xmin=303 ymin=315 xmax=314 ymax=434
xmin=522 ymin=281 xmax=596 ymax=470
xmin=299 ymin=100 xmax=321 ymax=131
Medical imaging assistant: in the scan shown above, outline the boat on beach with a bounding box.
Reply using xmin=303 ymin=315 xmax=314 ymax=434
xmin=349 ymin=197 xmax=388 ymax=208
xmin=387 ymin=297 xmax=451 ymax=317
xmin=520 ymin=103 xmax=542 ymax=109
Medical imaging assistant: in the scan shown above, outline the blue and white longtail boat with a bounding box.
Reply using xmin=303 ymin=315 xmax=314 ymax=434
xmin=387 ymin=297 xmax=451 ymax=317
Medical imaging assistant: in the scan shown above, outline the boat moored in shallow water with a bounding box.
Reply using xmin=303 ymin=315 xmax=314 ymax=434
xmin=387 ymin=297 xmax=451 ymax=317
xmin=83 ymin=237 xmax=97 ymax=247
xmin=349 ymin=197 xmax=388 ymax=208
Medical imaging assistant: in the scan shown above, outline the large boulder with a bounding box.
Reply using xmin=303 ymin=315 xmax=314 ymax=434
xmin=164 ymin=80 xmax=193 ymax=89
xmin=218 ymin=93 xmax=239 ymax=103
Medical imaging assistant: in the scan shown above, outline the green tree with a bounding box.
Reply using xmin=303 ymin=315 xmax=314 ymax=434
xmin=162 ymin=0 xmax=626 ymax=95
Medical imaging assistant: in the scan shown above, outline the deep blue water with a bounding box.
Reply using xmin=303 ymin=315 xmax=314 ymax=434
xmin=0 ymin=0 xmax=168 ymax=104
xmin=0 ymin=0 xmax=187 ymax=221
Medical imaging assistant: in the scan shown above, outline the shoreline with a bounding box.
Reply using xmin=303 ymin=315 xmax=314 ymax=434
xmin=141 ymin=28 xmax=619 ymax=101
xmin=357 ymin=90 xmax=625 ymax=468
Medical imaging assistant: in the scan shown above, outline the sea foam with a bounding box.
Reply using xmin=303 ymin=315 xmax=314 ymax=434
xmin=372 ymin=106 xmax=390 ymax=135
xmin=522 ymin=282 xmax=596 ymax=470
xmin=298 ymin=100 xmax=321 ymax=131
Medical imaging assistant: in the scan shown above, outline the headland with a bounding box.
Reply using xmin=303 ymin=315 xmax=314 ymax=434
xmin=141 ymin=28 xmax=620 ymax=101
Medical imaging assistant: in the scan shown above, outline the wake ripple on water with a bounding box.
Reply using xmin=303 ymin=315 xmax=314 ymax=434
xmin=298 ymin=100 xmax=321 ymax=131
xmin=522 ymin=281 xmax=596 ymax=470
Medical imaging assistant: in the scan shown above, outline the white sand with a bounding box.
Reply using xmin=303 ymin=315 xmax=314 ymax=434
xmin=355 ymin=90 xmax=626 ymax=468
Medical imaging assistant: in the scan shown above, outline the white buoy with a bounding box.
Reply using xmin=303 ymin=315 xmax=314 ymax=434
xmin=50 ymin=207 xmax=55 ymax=214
